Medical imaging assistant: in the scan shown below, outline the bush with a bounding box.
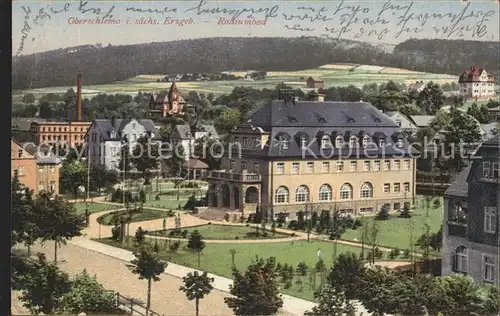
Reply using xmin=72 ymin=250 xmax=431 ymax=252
xmin=433 ymin=198 xmax=441 ymax=208
xmin=155 ymin=194 xmax=160 ymax=200
xmin=111 ymin=225 xmax=121 ymax=241
xmin=288 ymin=220 xmax=298 ymax=230
xmin=181 ymin=229 xmax=189 ymax=238
xmin=224 ymin=213 xmax=230 ymax=222
xmin=291 ymin=233 xmax=296 ymax=237
xmin=245 ymin=223 xmax=250 ymax=227
xmin=403 ymin=249 xmax=411 ymax=259
xmin=374 ymin=247 xmax=384 ymax=259
xmin=169 ymin=241 xmax=180 ymax=252
xmin=400 ymin=202 xmax=412 ymax=218
xmin=235 ymin=236 xmax=239 ymax=240
xmin=376 ymin=204 xmax=390 ymax=220
xmin=208 ymin=222 xmax=212 ymax=225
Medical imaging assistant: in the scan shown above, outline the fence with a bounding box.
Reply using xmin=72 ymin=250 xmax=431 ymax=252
xmin=114 ymin=292 xmax=163 ymax=316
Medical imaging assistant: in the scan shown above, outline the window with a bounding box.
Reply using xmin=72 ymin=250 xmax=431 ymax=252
xmin=38 ymin=181 xmax=45 ymax=191
xmin=306 ymin=162 xmax=314 ymax=173
xmin=241 ymin=162 xmax=247 ymax=171
xmin=359 ymin=207 xmax=374 ymax=214
xmin=17 ymin=149 xmax=23 ymax=158
xmin=275 ymin=186 xmax=289 ymax=203
xmin=336 ymin=161 xmax=344 ymax=171
xmin=335 ymin=136 xmax=344 ymax=148
xmin=132 ymin=122 xmax=136 ymax=128
xmin=373 ymin=160 xmax=380 ymax=171
xmin=295 ymin=185 xmax=309 ymax=202
xmin=230 ymin=160 xmax=235 ymax=170
xmin=234 ymin=136 xmax=240 ymax=144
xmin=252 ymin=137 xmax=258 ymax=147
xmin=242 ymin=137 xmax=248 ymax=148
xmin=321 ymin=135 xmax=330 ymax=149
xmin=349 ymin=136 xmax=357 ymax=147
xmin=484 ymin=207 xmax=497 ymax=233
xmin=17 ymin=166 xmax=24 ymax=176
xmin=318 ymin=184 xmax=332 ymax=201
xmin=300 ymin=136 xmax=308 ymax=148
xmin=280 ymin=136 xmax=289 ymax=149
xmin=276 ymin=162 xmax=285 ymax=174
xmin=349 ymin=161 xmax=357 ymax=171
xmin=340 ymin=183 xmax=353 ymax=200
xmin=396 ymin=119 xmax=402 ymax=127
xmin=396 ymin=138 xmax=404 ymax=148
xmin=394 ymin=183 xmax=400 ymax=193
xmin=49 ymin=181 xmax=56 ymax=192
xmin=494 ymin=162 xmax=499 ymax=178
xmin=452 ymin=246 xmax=468 ymax=273
xmin=292 ymin=162 xmax=300 ymax=174
xmin=50 ymin=166 xmax=55 ymax=173
xmin=403 ymin=159 xmax=411 ymax=170
xmin=39 ymin=167 xmax=44 ymax=173
xmin=483 ymin=255 xmax=496 ymax=283
xmin=322 ymin=161 xmax=329 ymax=173
xmin=254 ymin=163 xmax=260 ymax=173
xmin=384 ymin=160 xmax=391 ymax=170
xmin=131 ymin=134 xmax=137 ymax=142
xmin=362 ymin=135 xmax=371 ymax=147
xmin=403 ymin=182 xmax=410 ymax=193
xmin=360 ymin=182 xmax=373 ymax=198
xmin=363 ymin=160 xmax=370 ymax=171
xmin=383 ymin=183 xmax=390 ymax=193
xmin=379 ymin=138 xmax=385 ymax=147
xmin=394 ymin=160 xmax=401 ymax=170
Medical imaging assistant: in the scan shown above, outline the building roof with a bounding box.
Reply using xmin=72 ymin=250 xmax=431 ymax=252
xmin=480 ymin=123 xmax=498 ymax=141
xmin=171 ymin=124 xmax=219 ymax=140
xmin=182 ymin=159 xmax=209 ymax=169
xmin=90 ymin=119 xmax=160 ymax=141
xmin=409 ymin=115 xmax=435 ymax=127
xmin=245 ymin=99 xmax=418 ymax=158
xmin=444 ymin=166 xmax=471 ymax=198
xmin=458 ymin=65 xmax=496 ymax=83
xmin=307 ymin=76 xmax=323 ymax=82
xmin=12 ymin=118 xmax=47 ymax=131
xmin=22 ymin=143 xmax=61 ymax=165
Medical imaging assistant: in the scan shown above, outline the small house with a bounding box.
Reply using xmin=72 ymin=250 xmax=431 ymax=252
xmin=306 ymin=77 xmax=324 ymax=89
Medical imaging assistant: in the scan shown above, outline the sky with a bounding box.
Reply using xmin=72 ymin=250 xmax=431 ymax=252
xmin=12 ymin=0 xmax=500 ymax=56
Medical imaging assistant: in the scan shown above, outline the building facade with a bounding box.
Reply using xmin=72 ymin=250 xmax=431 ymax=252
xmin=29 ymin=121 xmax=92 ymax=147
xmin=149 ymin=82 xmax=190 ymax=117
xmin=168 ymin=125 xmax=219 ymax=161
xmin=458 ymin=65 xmax=496 ymax=101
xmin=85 ymin=119 xmax=161 ymax=171
xmin=306 ymin=77 xmax=324 ymax=89
xmin=442 ymin=135 xmax=499 ymax=285
xmin=206 ymin=93 xmax=417 ymax=219
xmin=11 ymin=139 xmax=37 ymax=192
xmin=386 ymin=111 xmax=418 ymax=134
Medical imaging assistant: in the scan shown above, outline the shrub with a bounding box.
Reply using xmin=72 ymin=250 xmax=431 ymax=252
xmin=169 ymin=241 xmax=180 ymax=251
xmin=352 ymin=219 xmax=363 ymax=229
xmin=181 ymin=229 xmax=189 ymax=238
xmin=403 ymin=249 xmax=411 ymax=259
xmin=262 ymin=232 xmax=269 ymax=238
xmin=288 ymin=220 xmax=298 ymax=230
xmin=155 ymin=194 xmax=160 ymax=201
xmin=433 ymin=198 xmax=441 ymax=208
xmin=224 ymin=213 xmax=230 ymax=222
xmin=245 ymin=223 xmax=250 ymax=227
xmin=374 ymin=247 xmax=384 ymax=259
xmin=291 ymin=233 xmax=296 ymax=237
xmin=235 ymin=236 xmax=239 ymax=240
xmin=376 ymin=204 xmax=390 ymax=220
xmin=400 ymin=202 xmax=412 ymax=218
xmin=208 ymin=222 xmax=212 ymax=225
xmin=111 ymin=225 xmax=121 ymax=241
xmin=168 ymin=231 xmax=175 ymax=237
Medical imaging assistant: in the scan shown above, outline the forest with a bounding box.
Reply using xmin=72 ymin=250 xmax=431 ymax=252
xmin=12 ymin=37 xmax=499 ymax=89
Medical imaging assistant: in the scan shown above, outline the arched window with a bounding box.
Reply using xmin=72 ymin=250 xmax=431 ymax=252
xmin=335 ymin=135 xmax=344 ymax=148
xmin=396 ymin=138 xmax=404 ymax=148
xmin=321 ymin=135 xmax=331 ymax=149
xmin=362 ymin=135 xmax=371 ymax=147
xmin=279 ymin=136 xmax=289 ymax=149
xmin=360 ymin=182 xmax=373 ymax=198
xmin=349 ymin=136 xmax=358 ymax=147
xmin=300 ymin=136 xmax=308 ymax=148
xmin=340 ymin=183 xmax=353 ymax=200
xmin=379 ymin=138 xmax=385 ymax=147
xmin=274 ymin=186 xmax=289 ymax=204
xmin=452 ymin=246 xmax=468 ymax=273
xmin=295 ymin=185 xmax=310 ymax=202
xmin=318 ymin=184 xmax=332 ymax=201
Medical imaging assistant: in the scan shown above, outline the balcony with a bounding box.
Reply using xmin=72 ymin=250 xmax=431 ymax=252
xmin=447 ymin=220 xmax=467 ymax=238
xmin=207 ymin=170 xmax=262 ymax=183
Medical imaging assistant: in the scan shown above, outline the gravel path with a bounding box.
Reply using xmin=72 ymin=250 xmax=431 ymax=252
xmin=13 ymin=242 xmax=296 ymax=316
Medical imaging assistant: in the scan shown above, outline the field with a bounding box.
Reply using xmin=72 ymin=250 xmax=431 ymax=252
xmin=98 ymin=237 xmax=398 ymax=301
xmin=341 ymin=198 xmax=443 ymax=251
xmin=12 ymin=63 xmax=458 ymax=99
xmin=148 ymin=224 xmax=292 ymax=240
xmin=71 ymin=202 xmax=117 ymax=216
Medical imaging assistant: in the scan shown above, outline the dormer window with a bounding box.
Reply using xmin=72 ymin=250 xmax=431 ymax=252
xmin=347 ymin=117 xmax=355 ymax=123
xmin=318 ymin=117 xmax=326 ymax=123
xmin=362 ymin=135 xmax=371 ymax=147
xmin=110 ymin=131 xmax=116 ymax=138
xmin=300 ymin=136 xmax=308 ymax=149
xmin=321 ymin=135 xmax=331 ymax=149
xmin=335 ymin=135 xmax=344 ymax=148
xmin=280 ymin=137 xmax=289 ymax=149
xmin=396 ymin=138 xmax=404 ymax=148
xmin=234 ymin=136 xmax=240 ymax=144
xmin=349 ymin=136 xmax=358 ymax=147
xmin=379 ymin=139 xmax=385 ymax=147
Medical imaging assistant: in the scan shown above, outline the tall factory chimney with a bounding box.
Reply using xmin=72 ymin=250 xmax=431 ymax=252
xmin=76 ymin=74 xmax=82 ymax=121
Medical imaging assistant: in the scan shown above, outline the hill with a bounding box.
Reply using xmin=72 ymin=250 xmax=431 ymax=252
xmin=12 ymin=37 xmax=499 ymax=89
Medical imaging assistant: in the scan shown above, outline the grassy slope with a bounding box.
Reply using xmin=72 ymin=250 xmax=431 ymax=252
xmin=148 ymin=224 xmax=291 ymax=240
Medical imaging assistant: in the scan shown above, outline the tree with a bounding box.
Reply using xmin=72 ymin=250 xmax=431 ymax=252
xmin=179 ymin=271 xmax=215 ymax=316
xmin=193 ymin=136 xmax=222 ymax=170
xmin=34 ymin=193 xmax=85 ymax=262
xmin=187 ymin=230 xmax=206 ymax=268
xmin=367 ymin=219 xmax=380 ymax=265
xmin=60 ymin=160 xmax=87 ymax=198
xmin=20 ymin=253 xmax=72 ymax=314
xmin=131 ymin=136 xmax=160 ymax=185
xmin=58 ymin=270 xmax=119 ymax=314
xmin=375 ymin=204 xmax=390 ymax=220
xmin=327 ymin=252 xmax=365 ymax=299
xmin=400 ymin=202 xmax=412 ymax=218
xmin=225 ymin=256 xmax=283 ymax=316
xmin=89 ymin=163 xmax=119 ymax=194
xmin=305 ymin=284 xmax=355 ymax=316
xmin=128 ymin=246 xmax=167 ymax=315
xmin=467 ymin=103 xmax=490 ymax=124
xmin=171 ymin=178 xmax=184 ymax=201
xmin=118 ymin=142 xmax=133 ymax=173
xmin=416 ymin=82 xmax=445 ymax=115
xmin=214 ymin=107 xmax=241 ymax=134
xmin=398 ymin=103 xmax=422 ymax=117
xmin=22 ymin=93 xmax=36 ymax=104
xmin=11 ymin=175 xmax=38 ymax=252
xmin=134 ymin=227 xmax=148 ymax=246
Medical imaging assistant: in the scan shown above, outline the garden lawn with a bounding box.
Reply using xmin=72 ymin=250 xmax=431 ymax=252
xmin=142 ymin=190 xmax=197 ymax=209
xmin=148 ymin=224 xmax=291 ymax=240
xmin=97 ymin=237 xmax=406 ymax=301
xmin=71 ymin=202 xmax=116 ymax=216
xmin=97 ymin=208 xmax=174 ymax=225
xmin=341 ymin=205 xmax=443 ymax=251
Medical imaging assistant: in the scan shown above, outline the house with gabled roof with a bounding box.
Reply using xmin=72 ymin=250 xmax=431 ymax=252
xmin=458 ymin=65 xmax=496 ymax=101
xmin=85 ymin=118 xmax=160 ymax=171
xmin=149 ymin=82 xmax=191 ymax=117
xmin=306 ymin=77 xmax=324 ymax=89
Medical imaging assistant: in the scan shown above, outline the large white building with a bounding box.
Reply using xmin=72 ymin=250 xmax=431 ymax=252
xmin=85 ymin=119 xmax=160 ymax=171
xmin=458 ymin=65 xmax=496 ymax=101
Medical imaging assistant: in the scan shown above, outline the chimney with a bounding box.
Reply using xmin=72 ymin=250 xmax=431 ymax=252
xmin=76 ymin=74 xmax=82 ymax=121
xmin=312 ymin=93 xmax=325 ymax=102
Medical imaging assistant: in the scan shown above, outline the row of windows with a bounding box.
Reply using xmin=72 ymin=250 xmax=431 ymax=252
xmin=42 ymin=134 xmax=84 ymax=141
xmin=40 ymin=127 xmax=86 ymax=132
xmin=38 ymin=181 xmax=56 ymax=192
xmin=482 ymin=161 xmax=499 ymax=179
xmin=453 ymin=246 xmax=496 ymax=283
xmin=273 ymin=182 xmax=410 ymax=203
xmin=274 ymin=159 xmax=411 ymax=174
xmin=14 ymin=166 xmax=55 ymax=176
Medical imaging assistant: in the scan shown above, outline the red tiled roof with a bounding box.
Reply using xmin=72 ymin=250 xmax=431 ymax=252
xmin=459 ymin=65 xmax=496 ymax=83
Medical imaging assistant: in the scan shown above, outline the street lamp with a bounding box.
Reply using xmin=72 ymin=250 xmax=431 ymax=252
xmin=120 ymin=138 xmax=129 ymax=210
